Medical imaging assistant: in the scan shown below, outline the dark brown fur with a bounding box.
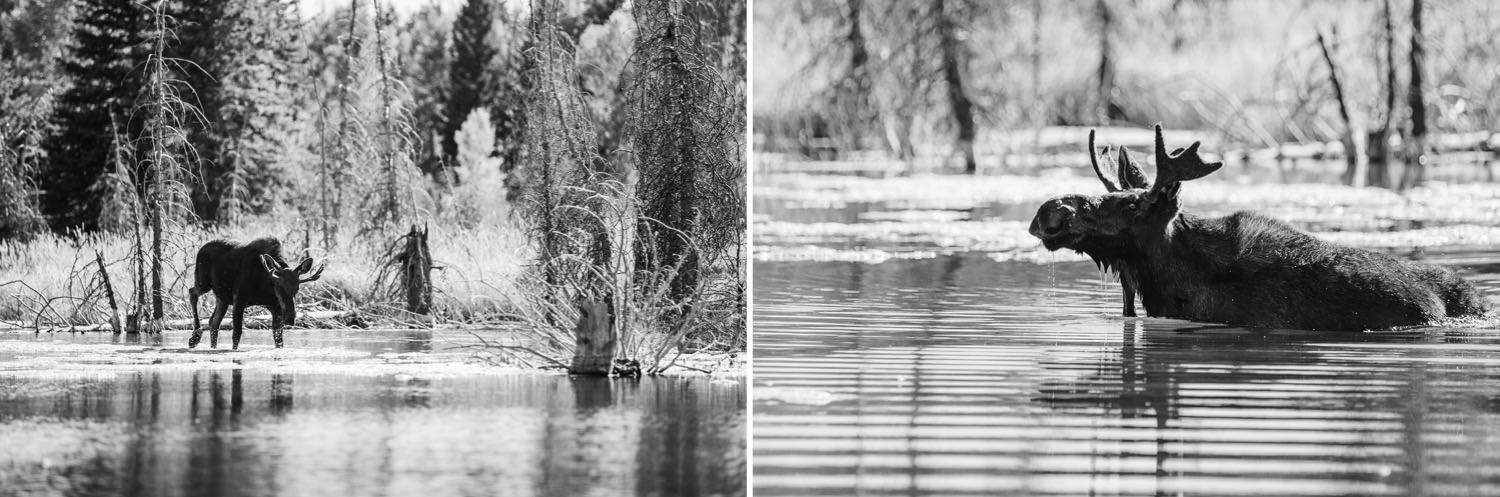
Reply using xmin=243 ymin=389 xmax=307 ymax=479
xmin=187 ymin=238 xmax=323 ymax=349
xmin=1030 ymin=126 xmax=1490 ymax=331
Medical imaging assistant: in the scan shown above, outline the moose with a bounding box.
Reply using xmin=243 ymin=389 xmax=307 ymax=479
xmin=1029 ymin=125 xmax=1491 ymax=331
xmin=187 ymin=238 xmax=324 ymax=349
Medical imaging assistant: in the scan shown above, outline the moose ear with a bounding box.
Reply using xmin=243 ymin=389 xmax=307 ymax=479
xmin=299 ymin=262 xmax=326 ymax=283
xmin=1116 ymin=147 xmax=1149 ymax=189
xmin=295 ymin=256 xmax=314 ymax=273
xmin=1087 ymin=129 xmax=1122 ymax=192
xmin=260 ymin=254 xmax=281 ymax=278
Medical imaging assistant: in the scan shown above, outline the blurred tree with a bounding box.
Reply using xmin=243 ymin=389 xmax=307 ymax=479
xmin=178 ymin=0 xmax=304 ymax=224
xmin=934 ymin=0 xmax=976 ymax=174
xmin=1367 ymin=0 xmax=1397 ymax=189
xmin=499 ymin=0 xmax=623 ymax=203
xmin=40 ymin=0 xmax=147 ymax=233
xmin=0 ymin=0 xmax=73 ymax=240
xmin=366 ymin=0 xmax=422 ymax=231
xmin=1315 ymin=29 xmax=1367 ymax=187
xmin=1095 ymin=0 xmax=1123 ymax=124
xmin=399 ymin=3 xmax=451 ymax=176
xmin=1401 ymin=0 xmax=1426 ymax=190
xmin=443 ymin=0 xmax=497 ymax=176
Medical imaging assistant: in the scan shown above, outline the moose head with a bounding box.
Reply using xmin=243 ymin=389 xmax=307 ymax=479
xmin=1029 ymin=125 xmax=1223 ymax=257
xmin=258 ymin=253 xmax=325 ymax=326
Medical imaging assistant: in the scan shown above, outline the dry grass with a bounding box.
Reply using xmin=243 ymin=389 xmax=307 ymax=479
xmin=0 ymin=215 xmax=531 ymax=330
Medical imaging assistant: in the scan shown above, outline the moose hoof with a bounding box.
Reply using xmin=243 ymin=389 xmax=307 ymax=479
xmin=187 ymin=335 xmax=200 ymax=348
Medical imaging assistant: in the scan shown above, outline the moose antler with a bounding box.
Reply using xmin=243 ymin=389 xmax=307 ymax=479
xmin=1151 ymin=124 xmax=1222 ymax=188
xmin=1088 ymin=130 xmax=1122 ymax=192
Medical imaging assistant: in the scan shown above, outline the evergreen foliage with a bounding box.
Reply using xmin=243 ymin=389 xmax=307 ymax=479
xmin=40 ymin=0 xmax=147 ymax=232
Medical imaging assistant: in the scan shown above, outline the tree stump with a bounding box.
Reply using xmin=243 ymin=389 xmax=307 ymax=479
xmin=569 ymin=300 xmax=614 ymax=375
xmin=400 ymin=225 xmax=433 ymax=315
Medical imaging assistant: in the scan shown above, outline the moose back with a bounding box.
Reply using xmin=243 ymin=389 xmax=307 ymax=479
xmin=1028 ymin=125 xmax=1490 ymax=331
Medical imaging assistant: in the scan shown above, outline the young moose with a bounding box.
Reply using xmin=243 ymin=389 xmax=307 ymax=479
xmin=188 ymin=238 xmax=325 ymax=349
xmin=1029 ymin=125 xmax=1490 ymax=331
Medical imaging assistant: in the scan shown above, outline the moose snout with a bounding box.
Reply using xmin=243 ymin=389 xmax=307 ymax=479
xmin=1029 ymin=200 xmax=1076 ymax=239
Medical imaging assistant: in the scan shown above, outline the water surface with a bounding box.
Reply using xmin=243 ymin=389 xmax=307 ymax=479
xmin=0 ymin=329 xmax=745 ymax=497
xmin=754 ymin=256 xmax=1500 ymax=496
xmin=753 ymin=171 xmax=1500 ymax=496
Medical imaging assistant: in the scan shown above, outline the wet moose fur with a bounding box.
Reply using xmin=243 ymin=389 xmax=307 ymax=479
xmin=188 ymin=238 xmax=324 ymax=349
xmin=1029 ymin=125 xmax=1490 ymax=331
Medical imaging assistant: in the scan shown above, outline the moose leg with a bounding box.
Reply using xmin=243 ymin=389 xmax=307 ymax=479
xmin=230 ymin=305 xmax=246 ymax=350
xmin=271 ymin=313 xmax=284 ymax=349
xmin=188 ymin=288 xmax=205 ymax=348
xmin=207 ymin=300 xmax=228 ymax=348
xmin=189 ymin=287 xmax=203 ymax=332
xmin=1121 ymin=278 xmax=1138 ymax=317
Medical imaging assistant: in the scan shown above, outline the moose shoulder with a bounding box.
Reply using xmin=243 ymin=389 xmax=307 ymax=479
xmin=188 ymin=237 xmax=324 ymax=349
xmin=1029 ymin=125 xmax=1491 ymax=331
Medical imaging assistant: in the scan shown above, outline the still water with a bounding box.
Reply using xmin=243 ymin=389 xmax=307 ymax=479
xmin=0 ymin=329 xmax=745 ymax=497
xmin=753 ymin=171 xmax=1500 ymax=496
xmin=754 ymin=255 xmax=1500 ymax=496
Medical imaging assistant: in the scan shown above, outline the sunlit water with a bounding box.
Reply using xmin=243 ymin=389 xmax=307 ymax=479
xmin=754 ymin=171 xmax=1500 ymax=496
xmin=0 ymin=329 xmax=745 ymax=497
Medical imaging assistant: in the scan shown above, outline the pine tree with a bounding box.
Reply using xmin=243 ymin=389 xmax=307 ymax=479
xmin=175 ymin=0 xmax=302 ymax=223
xmin=0 ymin=0 xmax=73 ymax=240
xmin=443 ymin=0 xmax=497 ymax=171
xmin=41 ymin=0 xmax=147 ymax=232
xmin=400 ymin=4 xmax=451 ymax=176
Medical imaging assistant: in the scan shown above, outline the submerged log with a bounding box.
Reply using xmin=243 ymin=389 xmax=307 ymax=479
xmin=569 ymin=300 xmax=614 ymax=375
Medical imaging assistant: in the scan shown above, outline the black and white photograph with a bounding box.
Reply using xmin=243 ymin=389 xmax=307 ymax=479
xmin=0 ymin=0 xmax=745 ymax=495
xmin=753 ymin=0 xmax=1500 ymax=495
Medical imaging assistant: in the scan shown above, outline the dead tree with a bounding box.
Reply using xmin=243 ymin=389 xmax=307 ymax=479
xmin=1368 ymin=0 xmax=1398 ymax=188
xmin=399 ymin=225 xmax=432 ymax=315
xmin=96 ymin=250 xmax=122 ymax=334
xmin=1315 ymin=29 xmax=1366 ymax=187
xmin=1401 ymin=0 xmax=1427 ymax=190
xmin=1095 ymin=0 xmax=1123 ymax=123
xmin=934 ymin=0 xmax=976 ymax=174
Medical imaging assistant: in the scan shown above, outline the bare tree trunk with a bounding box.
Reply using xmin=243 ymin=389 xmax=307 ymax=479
xmin=97 ymin=250 xmax=122 ymax=334
xmin=1096 ymin=0 xmax=1123 ymax=123
xmin=1365 ymin=0 xmax=1398 ymax=189
xmin=1315 ymin=30 xmax=1366 ymax=187
xmin=844 ymin=0 xmax=872 ymax=149
xmin=1402 ymin=0 xmax=1427 ymax=190
xmin=934 ymin=0 xmax=976 ymax=174
xmin=1031 ymin=0 xmax=1044 ymax=147
xmin=400 ymin=225 xmax=433 ymax=316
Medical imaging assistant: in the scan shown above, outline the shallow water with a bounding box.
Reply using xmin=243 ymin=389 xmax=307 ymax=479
xmin=753 ymin=172 xmax=1500 ymax=496
xmin=0 ymin=329 xmax=745 ymax=497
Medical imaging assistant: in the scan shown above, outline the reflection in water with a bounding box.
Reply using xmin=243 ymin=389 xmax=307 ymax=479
xmin=0 ymin=335 xmax=745 ymax=497
xmin=754 ymin=255 xmax=1500 ymax=496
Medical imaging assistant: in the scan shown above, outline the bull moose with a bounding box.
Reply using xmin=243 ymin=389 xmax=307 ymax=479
xmin=1028 ymin=125 xmax=1491 ymax=331
xmin=188 ymin=238 xmax=324 ymax=349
